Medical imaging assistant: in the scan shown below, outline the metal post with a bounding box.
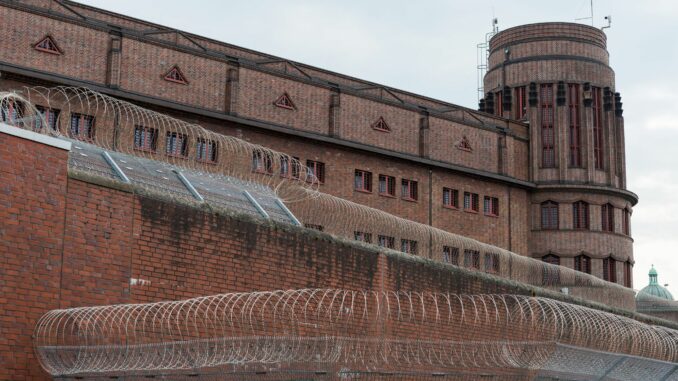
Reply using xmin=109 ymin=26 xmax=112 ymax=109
xmin=102 ymin=151 xmax=130 ymax=183
xmin=173 ymin=170 xmax=204 ymax=202
xmin=243 ymin=191 xmax=269 ymax=219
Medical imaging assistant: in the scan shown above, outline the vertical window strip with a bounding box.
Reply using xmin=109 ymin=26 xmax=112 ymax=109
xmin=540 ymin=84 xmax=555 ymax=168
xmin=592 ymin=87 xmax=604 ymax=169
xmin=573 ymin=201 xmax=589 ymax=230
xmin=516 ymin=86 xmax=527 ymax=119
xmin=568 ymin=84 xmax=581 ymax=167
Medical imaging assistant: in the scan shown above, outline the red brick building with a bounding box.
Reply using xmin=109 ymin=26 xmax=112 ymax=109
xmin=0 ymin=4 xmax=634 ymax=282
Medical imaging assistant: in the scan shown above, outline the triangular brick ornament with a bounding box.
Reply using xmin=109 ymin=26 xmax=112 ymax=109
xmin=371 ymin=117 xmax=390 ymax=132
xmin=163 ymin=66 xmax=188 ymax=85
xmin=274 ymin=92 xmax=295 ymax=110
xmin=456 ymin=136 xmax=472 ymax=152
xmin=34 ymin=35 xmax=62 ymax=55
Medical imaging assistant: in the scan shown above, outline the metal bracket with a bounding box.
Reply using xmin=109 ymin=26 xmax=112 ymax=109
xmin=173 ymin=170 xmax=204 ymax=202
xmin=275 ymin=199 xmax=301 ymax=226
xmin=102 ymin=151 xmax=130 ymax=183
xmin=243 ymin=191 xmax=269 ymax=219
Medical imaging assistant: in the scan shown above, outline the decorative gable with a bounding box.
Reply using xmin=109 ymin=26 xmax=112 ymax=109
xmin=456 ymin=136 xmax=472 ymax=152
xmin=163 ymin=66 xmax=188 ymax=85
xmin=34 ymin=35 xmax=62 ymax=55
xmin=274 ymin=93 xmax=296 ymax=110
xmin=371 ymin=117 xmax=390 ymax=132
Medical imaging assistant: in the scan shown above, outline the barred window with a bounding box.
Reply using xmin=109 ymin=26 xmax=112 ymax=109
xmin=35 ymin=105 xmax=60 ymax=131
xmin=401 ymin=179 xmax=418 ymax=201
xmin=133 ymin=125 xmax=158 ymax=152
xmin=443 ymin=246 xmax=459 ymax=265
xmin=306 ymin=160 xmax=325 ymax=183
xmin=483 ymin=196 xmax=499 ymax=216
xmin=515 ymin=86 xmax=527 ymax=119
xmin=484 ymin=252 xmax=500 ymax=273
xmin=354 ymin=170 xmax=372 ymax=192
xmin=603 ymin=257 xmax=617 ymax=283
xmin=540 ymin=84 xmax=555 ymax=168
xmin=69 ymin=113 xmax=95 ymax=140
xmin=622 ymin=208 xmax=630 ymax=235
xmin=542 ymin=254 xmax=561 ymax=285
xmin=379 ymin=175 xmax=395 ymax=196
xmin=541 ymin=201 xmax=559 ymax=230
xmin=463 ymin=192 xmax=479 ymax=212
xmin=601 ymin=203 xmax=614 ymax=232
xmin=443 ymin=188 xmax=458 ymax=208
xmin=196 ymin=138 xmax=218 ymax=163
xmin=252 ymin=150 xmax=273 ymax=174
xmin=280 ymin=155 xmax=301 ymax=179
xmin=592 ymin=87 xmax=604 ymax=169
xmin=166 ymin=132 xmax=188 ymax=157
xmin=1 ymin=99 xmax=24 ymax=125
xmin=463 ymin=249 xmax=480 ymax=269
xmin=568 ymin=84 xmax=582 ymax=167
xmin=378 ymin=235 xmax=395 ymax=249
xmin=354 ymin=231 xmax=372 ymax=243
xmin=400 ymin=239 xmax=418 ymax=255
xmin=574 ymin=254 xmax=591 ymax=274
xmin=573 ymin=201 xmax=589 ymax=230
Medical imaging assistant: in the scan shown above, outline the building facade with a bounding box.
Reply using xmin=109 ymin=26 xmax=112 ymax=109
xmin=0 ymin=1 xmax=636 ymax=285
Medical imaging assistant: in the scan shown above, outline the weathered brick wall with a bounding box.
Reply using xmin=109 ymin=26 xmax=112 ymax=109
xmin=0 ymin=131 xmax=69 ymax=380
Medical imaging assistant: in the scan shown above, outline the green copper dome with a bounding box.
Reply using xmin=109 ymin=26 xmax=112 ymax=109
xmin=637 ymin=265 xmax=673 ymax=301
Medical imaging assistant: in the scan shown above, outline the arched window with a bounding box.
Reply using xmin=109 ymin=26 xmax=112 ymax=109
xmin=601 ymin=203 xmax=614 ymax=232
xmin=541 ymin=201 xmax=559 ymax=230
xmin=542 ymin=254 xmax=561 ymax=285
xmin=573 ymin=201 xmax=589 ymax=229
xmin=574 ymin=254 xmax=591 ymax=274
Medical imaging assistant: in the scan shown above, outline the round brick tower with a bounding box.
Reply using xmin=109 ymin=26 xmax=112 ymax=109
xmin=482 ymin=22 xmax=637 ymax=287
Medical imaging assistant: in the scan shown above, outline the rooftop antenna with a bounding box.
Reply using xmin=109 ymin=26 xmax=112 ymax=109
xmin=477 ymin=18 xmax=499 ymax=103
xmin=575 ymin=0 xmax=594 ymax=26
xmin=601 ymin=15 xmax=612 ymax=30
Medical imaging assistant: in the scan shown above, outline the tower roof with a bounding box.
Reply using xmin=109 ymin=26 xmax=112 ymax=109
xmin=637 ymin=265 xmax=673 ymax=301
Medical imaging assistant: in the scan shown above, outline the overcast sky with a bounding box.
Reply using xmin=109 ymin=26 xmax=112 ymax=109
xmin=80 ymin=0 xmax=678 ymax=294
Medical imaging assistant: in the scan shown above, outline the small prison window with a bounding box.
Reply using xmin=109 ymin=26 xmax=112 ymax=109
xmin=604 ymin=257 xmax=618 ymax=283
xmin=401 ymin=179 xmax=418 ymax=201
xmin=69 ymin=113 xmax=95 ymax=140
xmin=1 ymin=99 xmax=24 ymax=125
xmin=133 ymin=125 xmax=158 ymax=152
xmin=443 ymin=188 xmax=459 ymax=208
xmin=354 ymin=170 xmax=372 ymax=192
xmin=622 ymin=208 xmax=630 ymax=235
xmin=400 ymin=239 xmax=418 ymax=255
xmin=196 ymin=138 xmax=218 ymax=163
xmin=542 ymin=254 xmax=561 ymax=285
xmin=483 ymin=196 xmax=499 ymax=216
xmin=464 ymin=249 xmax=480 ymax=269
xmin=484 ymin=252 xmax=500 ymax=273
xmin=541 ymin=201 xmax=559 ymax=230
xmin=443 ymin=246 xmax=459 ymax=265
xmin=35 ymin=105 xmax=60 ymax=131
xmin=379 ymin=175 xmax=395 ymax=197
xmin=601 ymin=203 xmax=615 ymax=232
xmin=378 ymin=235 xmax=395 ymax=249
xmin=574 ymin=254 xmax=591 ymax=274
xmin=573 ymin=201 xmax=589 ymax=230
xmin=252 ymin=150 xmax=273 ymax=174
xmin=354 ymin=231 xmax=372 ymax=243
xmin=463 ymin=192 xmax=479 ymax=212
xmin=306 ymin=160 xmax=325 ymax=183
xmin=166 ymin=132 xmax=188 ymax=157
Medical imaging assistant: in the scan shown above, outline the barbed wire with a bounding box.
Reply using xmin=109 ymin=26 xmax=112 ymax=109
xmin=34 ymin=289 xmax=678 ymax=377
xmin=0 ymin=87 xmax=634 ymax=309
